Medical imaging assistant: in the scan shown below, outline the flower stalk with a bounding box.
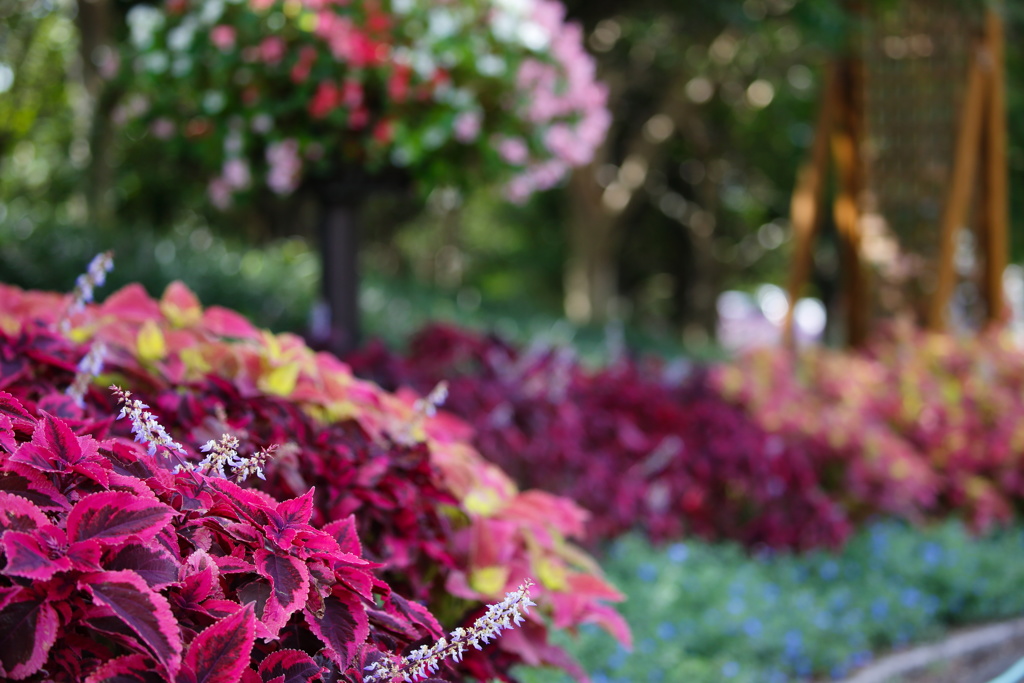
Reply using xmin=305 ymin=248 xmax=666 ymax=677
xmin=365 ymin=579 xmax=536 ymax=683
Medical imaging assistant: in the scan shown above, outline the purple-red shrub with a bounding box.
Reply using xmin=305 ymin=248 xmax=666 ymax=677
xmin=716 ymin=321 xmax=1024 ymax=532
xmin=347 ymin=325 xmax=854 ymax=550
xmin=0 ymin=390 xmax=443 ymax=682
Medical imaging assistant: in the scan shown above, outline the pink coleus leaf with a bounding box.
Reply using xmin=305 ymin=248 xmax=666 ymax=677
xmin=106 ymin=544 xmax=180 ymax=589
xmin=10 ymin=410 xmax=90 ymax=472
xmin=79 ymin=570 xmax=183 ymax=676
xmin=254 ymin=549 xmax=310 ymax=631
xmin=1 ymin=527 xmax=72 ymax=580
xmin=388 ymin=593 xmax=443 ymax=640
xmin=83 ymin=653 xmax=165 ymax=683
xmin=178 ymin=603 xmax=255 ymax=683
xmin=201 ymin=306 xmax=261 ymax=340
xmin=0 ymin=490 xmax=49 ymax=534
xmin=0 ymin=390 xmax=33 ymax=426
xmin=67 ymin=491 xmax=175 ymax=545
xmin=0 ymin=592 xmax=59 ymax=680
xmin=320 ymin=515 xmax=362 ymax=557
xmin=303 ymin=590 xmax=368 ymax=670
xmin=0 ymin=415 xmax=15 ymax=453
xmin=0 ymin=467 xmax=69 ymax=512
xmin=257 ymin=649 xmax=325 ymax=683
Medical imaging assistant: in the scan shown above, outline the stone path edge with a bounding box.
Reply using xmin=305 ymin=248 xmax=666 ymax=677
xmin=838 ymin=617 xmax=1024 ymax=683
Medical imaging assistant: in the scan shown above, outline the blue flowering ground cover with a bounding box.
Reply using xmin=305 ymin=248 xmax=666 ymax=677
xmin=518 ymin=520 xmax=1024 ymax=683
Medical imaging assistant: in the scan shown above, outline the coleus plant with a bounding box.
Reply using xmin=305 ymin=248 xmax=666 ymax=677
xmin=0 ymin=390 xmax=448 ymax=682
xmin=715 ymin=319 xmax=1024 ymax=532
xmin=0 ymin=274 xmax=629 ymax=681
xmin=118 ymin=0 xmax=609 ymax=205
xmin=347 ymin=324 xmax=856 ymax=550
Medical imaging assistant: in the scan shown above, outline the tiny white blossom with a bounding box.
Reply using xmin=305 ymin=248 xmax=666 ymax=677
xmin=365 ymin=579 xmax=535 ymax=683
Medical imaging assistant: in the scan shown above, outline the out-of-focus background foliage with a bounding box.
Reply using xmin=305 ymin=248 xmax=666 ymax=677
xmin=5 ymin=0 xmax=1020 ymax=354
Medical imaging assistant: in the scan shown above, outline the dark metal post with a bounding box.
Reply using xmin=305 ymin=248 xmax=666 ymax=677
xmin=317 ymin=192 xmax=362 ymax=357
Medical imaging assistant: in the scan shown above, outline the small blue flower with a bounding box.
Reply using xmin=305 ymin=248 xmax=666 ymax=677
xmin=871 ymin=599 xmax=889 ymax=620
xmin=743 ymin=618 xmax=763 ymax=638
xmin=921 ymin=542 xmax=943 ymax=567
xmin=727 ymin=597 xmax=746 ymax=615
xmin=656 ymin=621 xmax=677 ymax=640
xmin=819 ymin=560 xmax=840 ymax=581
xmin=900 ymin=588 xmax=921 ymax=608
xmin=637 ymin=563 xmax=658 ymax=583
xmin=667 ymin=542 xmax=689 ymax=563
xmin=722 ymin=661 xmax=740 ymax=678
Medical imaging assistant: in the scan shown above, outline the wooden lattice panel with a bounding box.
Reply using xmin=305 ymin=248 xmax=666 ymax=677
xmin=861 ymin=0 xmax=982 ymax=293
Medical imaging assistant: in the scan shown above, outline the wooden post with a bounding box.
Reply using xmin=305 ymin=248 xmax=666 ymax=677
xmin=927 ymin=44 xmax=987 ymax=331
xmin=831 ymin=58 xmax=869 ymax=347
xmin=979 ymin=7 xmax=1008 ymax=326
xmin=783 ymin=66 xmax=837 ymax=348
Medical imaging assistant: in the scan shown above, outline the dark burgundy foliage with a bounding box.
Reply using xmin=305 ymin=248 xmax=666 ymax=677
xmin=348 ymin=324 xmax=853 ymax=550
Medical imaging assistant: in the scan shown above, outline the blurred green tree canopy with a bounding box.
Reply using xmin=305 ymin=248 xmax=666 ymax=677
xmin=1 ymin=0 xmax=1021 ymax=344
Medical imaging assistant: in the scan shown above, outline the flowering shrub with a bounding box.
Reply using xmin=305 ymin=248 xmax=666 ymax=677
xmin=0 ymin=278 xmax=629 ymax=680
xmin=716 ymin=321 xmax=1024 ymax=532
xmin=347 ymin=325 xmax=855 ymax=550
xmin=120 ymin=0 xmax=609 ymax=205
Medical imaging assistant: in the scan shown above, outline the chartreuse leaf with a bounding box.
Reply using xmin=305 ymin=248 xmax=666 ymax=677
xmin=137 ymin=320 xmax=167 ymax=363
xmin=259 ymin=362 xmax=300 ymax=397
xmin=469 ymin=566 xmax=510 ymax=595
xmin=159 ymin=282 xmax=203 ymax=329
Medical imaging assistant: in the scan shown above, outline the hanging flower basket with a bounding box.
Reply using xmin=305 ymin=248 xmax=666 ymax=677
xmin=119 ymin=0 xmax=610 ymax=207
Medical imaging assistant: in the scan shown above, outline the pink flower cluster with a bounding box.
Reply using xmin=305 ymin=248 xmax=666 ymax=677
xmin=266 ymin=139 xmax=302 ymax=195
xmin=504 ymin=0 xmax=610 ymax=201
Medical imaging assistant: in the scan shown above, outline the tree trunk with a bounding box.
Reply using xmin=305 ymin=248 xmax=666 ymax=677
xmin=74 ymin=0 xmax=117 ymax=226
xmin=564 ymin=167 xmax=620 ymax=324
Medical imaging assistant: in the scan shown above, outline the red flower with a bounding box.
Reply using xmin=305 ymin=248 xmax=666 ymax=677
xmin=309 ymin=81 xmax=342 ymax=119
xmin=388 ymin=64 xmax=412 ymax=102
xmin=372 ymin=119 xmax=392 ymax=144
xmin=290 ymin=46 xmax=317 ymax=84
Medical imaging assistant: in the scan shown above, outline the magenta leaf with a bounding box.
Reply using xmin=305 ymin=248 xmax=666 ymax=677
xmin=83 ymin=653 xmax=165 ymax=683
xmin=320 ymin=515 xmax=362 ymax=557
xmin=1 ymin=527 xmax=72 ymax=580
xmin=67 ymin=491 xmax=175 ymax=545
xmin=0 ymin=491 xmax=49 ymax=534
xmin=0 ymin=415 xmax=15 ymax=453
xmin=0 ymin=391 xmax=32 ymax=425
xmin=0 ymin=469 xmax=68 ymax=511
xmin=80 ymin=570 xmax=182 ymax=676
xmin=257 ymin=649 xmax=325 ymax=683
xmin=10 ymin=411 xmax=94 ymax=472
xmin=389 ymin=593 xmax=444 ymax=640
xmin=303 ymin=590 xmax=368 ymax=669
xmin=179 ymin=603 xmax=255 ymax=683
xmin=254 ymin=549 xmax=309 ymax=629
xmin=0 ymin=593 xmax=58 ymax=680
xmin=107 ymin=544 xmax=180 ymax=589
